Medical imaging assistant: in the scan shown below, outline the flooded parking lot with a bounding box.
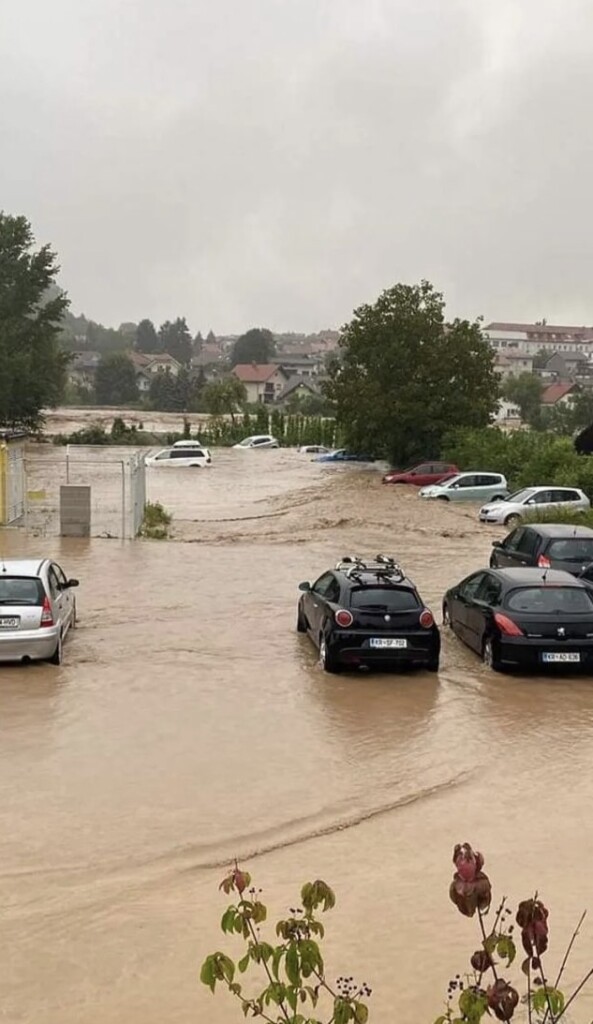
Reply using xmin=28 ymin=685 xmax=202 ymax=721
xmin=3 ymin=448 xmax=593 ymax=1023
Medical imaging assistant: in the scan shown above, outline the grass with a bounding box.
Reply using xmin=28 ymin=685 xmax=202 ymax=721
xmin=139 ymin=501 xmax=172 ymax=539
xmin=521 ymin=506 xmax=593 ymax=529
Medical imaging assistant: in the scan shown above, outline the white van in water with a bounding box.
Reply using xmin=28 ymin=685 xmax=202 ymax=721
xmin=146 ymin=445 xmax=212 ymax=467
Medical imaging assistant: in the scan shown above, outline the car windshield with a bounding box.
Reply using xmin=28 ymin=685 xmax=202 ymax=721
xmin=548 ymin=539 xmax=593 ymax=563
xmin=0 ymin=576 xmax=44 ymax=605
xmin=505 ymin=586 xmax=593 ymax=615
xmin=440 ymin=475 xmax=463 ymax=488
xmin=238 ymin=438 xmax=255 ymax=446
xmin=505 ymin=489 xmax=536 ymax=503
xmin=350 ymin=587 xmax=419 ymax=611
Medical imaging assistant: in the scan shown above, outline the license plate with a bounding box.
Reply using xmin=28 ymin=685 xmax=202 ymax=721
xmin=0 ymin=617 xmax=19 ymax=629
xmin=542 ymin=652 xmax=581 ymax=663
xmin=369 ymin=638 xmax=408 ymax=649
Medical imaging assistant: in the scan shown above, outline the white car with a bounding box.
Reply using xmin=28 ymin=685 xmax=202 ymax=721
xmin=297 ymin=445 xmax=330 ymax=454
xmin=233 ymin=435 xmax=279 ymax=449
xmin=145 ymin=445 xmax=212 ymax=467
xmin=172 ymin=439 xmax=202 ymax=448
xmin=479 ymin=486 xmax=591 ymax=526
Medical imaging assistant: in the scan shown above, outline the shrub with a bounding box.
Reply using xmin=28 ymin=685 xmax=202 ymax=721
xmin=139 ymin=501 xmax=172 ymax=539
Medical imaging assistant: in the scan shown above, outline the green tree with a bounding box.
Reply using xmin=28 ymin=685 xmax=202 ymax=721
xmin=95 ymin=352 xmax=139 ymax=405
xmin=159 ymin=317 xmax=192 ymax=365
xmin=149 ymin=369 xmax=178 ymax=410
xmin=202 ymin=377 xmax=247 ymax=423
xmin=326 ymin=281 xmax=500 ymax=464
xmin=0 ymin=213 xmax=69 ymax=430
xmin=135 ymin=318 xmax=161 ymax=354
xmin=502 ymin=372 xmax=543 ymax=427
xmin=230 ymin=328 xmax=275 ymax=367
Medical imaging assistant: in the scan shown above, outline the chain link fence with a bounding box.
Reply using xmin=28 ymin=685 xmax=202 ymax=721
xmin=23 ymin=447 xmax=146 ymax=539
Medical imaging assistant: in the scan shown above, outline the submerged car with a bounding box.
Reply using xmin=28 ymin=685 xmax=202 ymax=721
xmin=443 ymin=566 xmax=593 ymax=672
xmin=383 ymin=461 xmax=459 ymax=486
xmin=146 ymin=445 xmax=211 ymax=467
xmin=419 ymin=472 xmax=508 ymax=502
xmin=0 ymin=558 xmax=78 ymax=665
xmin=233 ymin=435 xmax=279 ymax=449
xmin=296 ymin=555 xmax=440 ymax=673
xmin=479 ymin=486 xmax=590 ymax=526
xmin=297 ymin=445 xmax=331 ymax=454
xmin=313 ymin=449 xmax=374 ymax=463
xmin=490 ymin=524 xmax=593 ymax=574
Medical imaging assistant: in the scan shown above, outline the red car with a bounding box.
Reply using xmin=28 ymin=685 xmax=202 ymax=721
xmin=382 ymin=461 xmax=459 ymax=486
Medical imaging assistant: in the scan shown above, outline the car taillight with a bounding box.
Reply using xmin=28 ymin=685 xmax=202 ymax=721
xmin=537 ymin=554 xmax=551 ymax=568
xmin=40 ymin=595 xmax=54 ymax=627
xmin=335 ymin=609 xmax=354 ymax=628
xmin=419 ymin=609 xmax=434 ymax=628
xmin=494 ymin=613 xmax=524 ymax=637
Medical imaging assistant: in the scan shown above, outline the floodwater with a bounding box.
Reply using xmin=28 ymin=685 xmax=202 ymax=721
xmin=3 ymin=449 xmax=593 ymax=1023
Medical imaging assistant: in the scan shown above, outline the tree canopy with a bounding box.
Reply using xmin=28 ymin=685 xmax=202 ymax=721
xmin=159 ymin=317 xmax=193 ymax=365
xmin=0 ymin=213 xmax=69 ymax=430
xmin=202 ymin=377 xmax=247 ymax=421
xmin=135 ymin=318 xmax=161 ymax=354
xmin=325 ymin=281 xmax=500 ymax=464
xmin=502 ymin=372 xmax=543 ymax=427
xmin=95 ymin=353 xmax=139 ymax=405
xmin=230 ymin=328 xmax=275 ymax=367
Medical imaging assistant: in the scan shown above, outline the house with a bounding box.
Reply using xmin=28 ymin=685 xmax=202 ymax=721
xmin=486 ymin=322 xmax=593 ymax=356
xmin=270 ymin=353 xmax=322 ymax=378
xmin=129 ymin=351 xmax=182 ymax=389
xmin=541 ymin=382 xmax=579 ymax=407
xmin=68 ymin=350 xmax=101 ymax=389
xmin=494 ymin=352 xmax=533 ymax=379
xmin=543 ymin=351 xmax=589 ymax=379
xmin=276 ymin=376 xmax=323 ymax=405
xmin=232 ymin=363 xmax=289 ymax=404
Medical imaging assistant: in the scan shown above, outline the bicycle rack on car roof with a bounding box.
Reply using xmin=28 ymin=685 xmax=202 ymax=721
xmin=334 ymin=555 xmax=405 ymax=583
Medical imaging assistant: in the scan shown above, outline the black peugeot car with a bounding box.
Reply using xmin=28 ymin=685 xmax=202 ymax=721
xmin=443 ymin=566 xmax=593 ymax=672
xmin=296 ymin=555 xmax=440 ymax=673
xmin=490 ymin=523 xmax=593 ymax=575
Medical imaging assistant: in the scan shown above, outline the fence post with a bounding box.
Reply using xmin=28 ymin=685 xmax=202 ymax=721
xmin=66 ymin=445 xmax=70 ymax=484
xmin=121 ymin=461 xmax=126 ymax=539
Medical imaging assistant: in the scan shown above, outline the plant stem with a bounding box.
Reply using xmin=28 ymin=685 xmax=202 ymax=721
xmin=542 ymin=911 xmax=587 ymax=1024
xmin=556 ymin=965 xmax=593 ymax=1021
xmin=527 ymin=958 xmax=533 ymax=1024
xmin=478 ymin=909 xmax=499 ymax=983
xmin=244 ymin=913 xmax=292 ymax=1024
xmin=228 ymin=986 xmax=277 ymax=1024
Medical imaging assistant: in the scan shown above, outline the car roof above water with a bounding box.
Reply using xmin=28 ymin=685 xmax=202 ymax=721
xmin=335 ymin=569 xmax=416 ymax=589
xmin=520 ymin=524 xmax=593 ymax=538
xmin=0 ymin=558 xmax=47 ymax=576
xmin=490 ymin=567 xmax=586 ymax=586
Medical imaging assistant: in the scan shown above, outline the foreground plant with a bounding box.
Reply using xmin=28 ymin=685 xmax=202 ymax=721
xmin=200 ymin=863 xmax=371 ymax=1023
xmin=437 ymin=842 xmax=593 ymax=1023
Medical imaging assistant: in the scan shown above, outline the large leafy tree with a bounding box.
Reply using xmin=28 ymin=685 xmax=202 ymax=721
xmin=202 ymin=377 xmax=247 ymax=423
xmin=135 ymin=318 xmax=161 ymax=354
xmin=0 ymin=213 xmax=69 ymax=430
xmin=326 ymin=281 xmax=500 ymax=464
xmin=230 ymin=328 xmax=275 ymax=367
xmin=502 ymin=372 xmax=543 ymax=427
xmin=159 ymin=317 xmax=192 ymax=365
xmin=95 ymin=352 xmax=139 ymax=405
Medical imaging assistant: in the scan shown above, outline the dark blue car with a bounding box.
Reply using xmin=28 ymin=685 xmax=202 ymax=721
xmin=313 ymin=448 xmax=374 ymax=463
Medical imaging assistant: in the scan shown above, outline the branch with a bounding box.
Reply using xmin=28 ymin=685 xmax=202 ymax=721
xmin=542 ymin=911 xmax=587 ymax=1024
xmin=478 ymin=909 xmax=500 ymax=983
xmin=556 ymin=965 xmax=593 ymax=1021
xmin=244 ymin=914 xmax=291 ymax=1024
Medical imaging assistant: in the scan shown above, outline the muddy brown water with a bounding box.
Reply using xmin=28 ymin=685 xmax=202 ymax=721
xmin=3 ymin=447 xmax=593 ymax=1023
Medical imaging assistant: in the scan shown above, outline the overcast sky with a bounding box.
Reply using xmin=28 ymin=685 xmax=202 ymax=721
xmin=1 ymin=0 xmax=592 ymax=334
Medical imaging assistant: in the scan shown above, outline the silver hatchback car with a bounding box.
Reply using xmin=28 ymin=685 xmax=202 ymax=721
xmin=0 ymin=559 xmax=79 ymax=665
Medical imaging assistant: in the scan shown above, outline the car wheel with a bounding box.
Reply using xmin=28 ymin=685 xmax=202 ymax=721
xmin=296 ymin=604 xmax=307 ymax=633
xmin=436 ymin=495 xmax=450 ymax=502
xmin=319 ymin=634 xmax=340 ymax=674
xmin=482 ymin=637 xmax=502 ymax=672
xmin=504 ymin=514 xmax=522 ymax=527
xmin=49 ymin=633 xmax=63 ymax=666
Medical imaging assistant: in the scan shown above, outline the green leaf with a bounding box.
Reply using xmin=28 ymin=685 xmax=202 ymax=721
xmin=252 ymin=901 xmax=267 ymax=924
xmin=353 ymin=1001 xmax=369 ymax=1024
xmin=532 ymin=989 xmax=548 ymax=1014
xmin=434 ymin=1018 xmax=447 ymax=1024
xmin=285 ymin=944 xmax=300 ymax=986
xmin=221 ymin=907 xmax=237 ymax=934
xmin=238 ymin=953 xmax=250 ymax=974
xmin=285 ymin=986 xmax=298 ymax=1011
xmin=271 ymin=946 xmax=284 ymax=980
xmin=496 ymin=935 xmax=516 ymax=966
xmin=199 ymin=956 xmax=216 ymax=993
xmin=229 ymin=982 xmax=242 ymax=996
xmin=459 ymin=987 xmax=488 ymax=1024
xmin=306 ymin=985 xmax=320 ymax=1008
xmin=484 ymin=933 xmax=498 ymax=955
xmin=334 ymin=998 xmax=352 ymax=1024
xmin=218 ymin=953 xmax=235 ymax=984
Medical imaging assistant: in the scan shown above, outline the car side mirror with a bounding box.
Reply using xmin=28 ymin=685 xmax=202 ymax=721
xmin=492 ymin=541 xmax=502 ymax=548
xmin=66 ymin=579 xmax=79 ymax=588
xmin=298 ymin=581 xmax=311 ymax=592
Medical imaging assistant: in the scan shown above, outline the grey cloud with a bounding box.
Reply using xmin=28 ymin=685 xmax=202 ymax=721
xmin=1 ymin=0 xmax=592 ymax=332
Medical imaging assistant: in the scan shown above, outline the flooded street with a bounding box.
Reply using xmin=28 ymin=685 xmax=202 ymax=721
xmin=3 ymin=450 xmax=593 ymax=1023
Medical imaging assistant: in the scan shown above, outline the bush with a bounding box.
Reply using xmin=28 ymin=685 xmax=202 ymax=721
xmin=443 ymin=427 xmax=593 ymax=497
xmin=139 ymin=501 xmax=172 ymax=539
xmin=521 ymin=506 xmax=593 ymax=528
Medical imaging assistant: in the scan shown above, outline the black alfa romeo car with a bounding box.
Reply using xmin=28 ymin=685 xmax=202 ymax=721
xmin=296 ymin=555 xmax=440 ymax=673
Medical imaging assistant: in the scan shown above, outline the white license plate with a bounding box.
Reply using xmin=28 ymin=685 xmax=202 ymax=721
xmin=369 ymin=638 xmax=408 ymax=649
xmin=542 ymin=652 xmax=581 ymax=663
xmin=0 ymin=617 xmax=19 ymax=629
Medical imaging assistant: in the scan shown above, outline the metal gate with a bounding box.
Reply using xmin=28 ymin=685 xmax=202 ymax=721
xmin=6 ymin=443 xmax=25 ymax=523
xmin=23 ymin=447 xmax=147 ymax=539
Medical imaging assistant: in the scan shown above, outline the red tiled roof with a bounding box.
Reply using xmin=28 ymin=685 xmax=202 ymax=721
xmin=541 ymin=383 xmax=576 ymax=405
xmin=232 ymin=363 xmax=280 ymax=383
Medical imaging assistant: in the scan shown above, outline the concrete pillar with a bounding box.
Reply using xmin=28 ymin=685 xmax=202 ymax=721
xmin=60 ymin=485 xmax=91 ymax=537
